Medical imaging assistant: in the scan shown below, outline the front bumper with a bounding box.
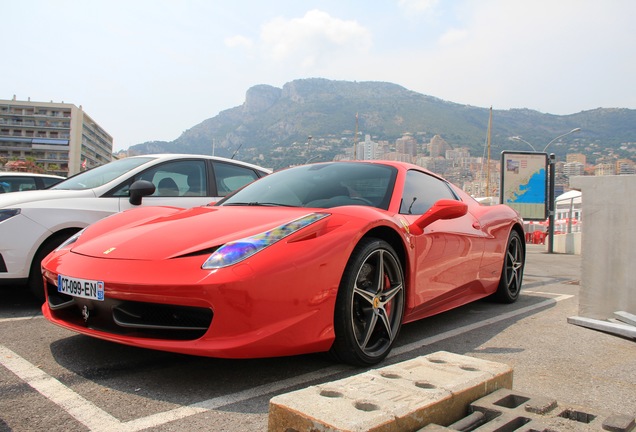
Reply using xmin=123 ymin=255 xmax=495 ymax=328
xmin=0 ymin=213 xmax=49 ymax=280
xmin=41 ymin=248 xmax=341 ymax=359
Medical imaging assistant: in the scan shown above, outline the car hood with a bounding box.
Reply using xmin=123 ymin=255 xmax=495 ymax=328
xmin=69 ymin=205 xmax=337 ymax=260
xmin=0 ymin=189 xmax=97 ymax=208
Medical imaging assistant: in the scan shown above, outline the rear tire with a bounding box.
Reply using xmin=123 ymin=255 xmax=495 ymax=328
xmin=330 ymin=238 xmax=405 ymax=366
xmin=493 ymin=230 xmax=524 ymax=303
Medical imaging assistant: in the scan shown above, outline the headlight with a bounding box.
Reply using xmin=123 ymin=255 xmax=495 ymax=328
xmin=0 ymin=209 xmax=20 ymax=223
xmin=55 ymin=228 xmax=86 ymax=252
xmin=202 ymin=213 xmax=329 ymax=269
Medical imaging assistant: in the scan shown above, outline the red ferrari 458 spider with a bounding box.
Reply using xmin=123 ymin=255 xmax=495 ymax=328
xmin=42 ymin=161 xmax=525 ymax=366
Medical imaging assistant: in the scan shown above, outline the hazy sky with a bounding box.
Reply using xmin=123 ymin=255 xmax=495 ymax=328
xmin=3 ymin=0 xmax=635 ymax=151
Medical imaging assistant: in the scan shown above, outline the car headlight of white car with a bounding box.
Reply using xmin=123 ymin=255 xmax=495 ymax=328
xmin=54 ymin=228 xmax=86 ymax=252
xmin=0 ymin=209 xmax=21 ymax=223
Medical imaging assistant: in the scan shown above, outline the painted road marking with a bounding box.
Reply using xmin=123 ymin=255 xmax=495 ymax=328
xmin=0 ymin=344 xmax=123 ymax=432
xmin=0 ymin=291 xmax=573 ymax=431
xmin=0 ymin=314 xmax=43 ymax=323
xmin=391 ymin=292 xmax=573 ymax=357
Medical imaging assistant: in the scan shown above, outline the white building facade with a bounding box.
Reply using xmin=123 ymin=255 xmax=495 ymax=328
xmin=0 ymin=98 xmax=113 ymax=176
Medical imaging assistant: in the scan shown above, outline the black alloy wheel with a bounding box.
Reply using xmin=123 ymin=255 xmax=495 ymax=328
xmin=330 ymin=238 xmax=405 ymax=366
xmin=494 ymin=230 xmax=524 ymax=303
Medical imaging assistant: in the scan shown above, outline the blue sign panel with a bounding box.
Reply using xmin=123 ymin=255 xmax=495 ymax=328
xmin=500 ymin=151 xmax=548 ymax=221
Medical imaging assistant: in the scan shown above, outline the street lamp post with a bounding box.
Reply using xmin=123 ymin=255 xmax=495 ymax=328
xmin=510 ymin=136 xmax=537 ymax=152
xmin=543 ymin=128 xmax=581 ymax=152
xmin=510 ymin=128 xmax=580 ymax=153
xmin=508 ymin=128 xmax=581 ymax=254
xmin=543 ymin=128 xmax=580 ymax=253
xmin=547 ymin=153 xmax=556 ymax=253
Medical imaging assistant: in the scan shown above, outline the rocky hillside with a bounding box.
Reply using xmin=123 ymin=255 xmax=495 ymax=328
xmin=127 ymin=78 xmax=636 ymax=167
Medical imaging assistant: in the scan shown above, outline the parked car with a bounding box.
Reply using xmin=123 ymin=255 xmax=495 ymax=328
xmin=0 ymin=172 xmax=64 ymax=193
xmin=0 ymin=154 xmax=270 ymax=298
xmin=42 ymin=160 xmax=525 ymax=366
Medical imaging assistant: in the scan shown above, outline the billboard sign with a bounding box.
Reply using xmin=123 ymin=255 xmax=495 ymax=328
xmin=500 ymin=151 xmax=548 ymax=221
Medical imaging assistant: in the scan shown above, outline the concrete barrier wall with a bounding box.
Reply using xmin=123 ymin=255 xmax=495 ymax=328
xmin=569 ymin=175 xmax=636 ymax=320
xmin=552 ymin=232 xmax=581 ymax=254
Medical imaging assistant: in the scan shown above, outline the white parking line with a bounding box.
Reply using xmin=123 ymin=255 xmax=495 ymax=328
xmin=390 ymin=292 xmax=573 ymax=357
xmin=124 ymin=365 xmax=351 ymax=432
xmin=0 ymin=314 xmax=43 ymax=323
xmin=0 ymin=291 xmax=573 ymax=431
xmin=0 ymin=342 xmax=346 ymax=432
xmin=0 ymin=344 xmax=122 ymax=432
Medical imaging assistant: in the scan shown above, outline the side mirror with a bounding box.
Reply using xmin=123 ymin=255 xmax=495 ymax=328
xmin=408 ymin=199 xmax=468 ymax=235
xmin=129 ymin=180 xmax=156 ymax=205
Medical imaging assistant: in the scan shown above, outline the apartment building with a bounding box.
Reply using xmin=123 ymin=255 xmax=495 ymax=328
xmin=395 ymin=133 xmax=418 ymax=157
xmin=616 ymin=159 xmax=636 ymax=175
xmin=0 ymin=98 xmax=113 ymax=176
xmin=566 ymin=153 xmax=586 ymax=164
xmin=563 ymin=161 xmax=585 ymax=177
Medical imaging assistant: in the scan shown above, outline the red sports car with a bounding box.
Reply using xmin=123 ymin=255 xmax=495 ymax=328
xmin=42 ymin=161 xmax=525 ymax=366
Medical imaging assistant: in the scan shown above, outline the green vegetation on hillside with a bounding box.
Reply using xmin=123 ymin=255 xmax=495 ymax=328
xmin=127 ymin=78 xmax=636 ymax=167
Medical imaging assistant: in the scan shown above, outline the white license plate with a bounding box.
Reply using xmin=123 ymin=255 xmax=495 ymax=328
xmin=57 ymin=275 xmax=105 ymax=301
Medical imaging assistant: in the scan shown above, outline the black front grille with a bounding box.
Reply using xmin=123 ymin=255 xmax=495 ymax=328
xmin=46 ymin=281 xmax=212 ymax=340
xmin=113 ymin=302 xmax=212 ymax=331
xmin=0 ymin=254 xmax=7 ymax=272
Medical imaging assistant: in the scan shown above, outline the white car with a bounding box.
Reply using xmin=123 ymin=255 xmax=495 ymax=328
xmin=0 ymin=154 xmax=270 ymax=298
xmin=0 ymin=172 xmax=65 ymax=193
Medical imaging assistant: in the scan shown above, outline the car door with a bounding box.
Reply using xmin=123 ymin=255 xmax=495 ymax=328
xmin=211 ymin=160 xmax=263 ymax=198
xmin=114 ymin=159 xmax=212 ymax=211
xmin=114 ymin=159 xmax=264 ymax=211
xmin=400 ymin=170 xmax=486 ymax=313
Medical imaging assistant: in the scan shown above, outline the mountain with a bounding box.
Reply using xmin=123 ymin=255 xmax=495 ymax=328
xmin=127 ymin=78 xmax=636 ymax=167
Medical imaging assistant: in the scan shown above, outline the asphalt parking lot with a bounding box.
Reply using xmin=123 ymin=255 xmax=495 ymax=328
xmin=1 ymin=244 xmax=635 ymax=432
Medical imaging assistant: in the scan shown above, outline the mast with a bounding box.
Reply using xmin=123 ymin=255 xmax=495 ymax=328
xmin=353 ymin=112 xmax=359 ymax=160
xmin=486 ymin=106 xmax=492 ymax=196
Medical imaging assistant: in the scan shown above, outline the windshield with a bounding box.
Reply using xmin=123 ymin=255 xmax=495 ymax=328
xmin=51 ymin=157 xmax=155 ymax=190
xmin=218 ymin=162 xmax=397 ymax=210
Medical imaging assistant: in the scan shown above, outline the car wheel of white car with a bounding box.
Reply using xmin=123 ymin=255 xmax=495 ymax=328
xmin=28 ymin=231 xmax=78 ymax=300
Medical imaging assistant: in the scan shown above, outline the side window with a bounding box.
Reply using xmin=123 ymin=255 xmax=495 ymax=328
xmin=213 ymin=162 xmax=260 ymax=197
xmin=147 ymin=161 xmax=207 ymax=197
xmin=110 ymin=160 xmax=207 ymax=198
xmin=42 ymin=177 xmax=62 ymax=188
xmin=3 ymin=176 xmax=37 ymax=192
xmin=182 ymin=163 xmax=206 ymax=197
xmin=400 ymin=170 xmax=457 ymax=215
xmin=19 ymin=179 xmax=38 ymax=191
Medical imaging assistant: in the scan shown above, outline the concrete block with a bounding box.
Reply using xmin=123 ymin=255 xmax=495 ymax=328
xmin=421 ymin=388 xmax=636 ymax=432
xmin=570 ymin=175 xmax=636 ymax=321
xmin=568 ymin=316 xmax=636 ymax=340
xmin=614 ymin=311 xmax=636 ymax=327
xmin=268 ymin=351 xmax=513 ymax=432
xmin=604 ymin=414 xmax=636 ymax=432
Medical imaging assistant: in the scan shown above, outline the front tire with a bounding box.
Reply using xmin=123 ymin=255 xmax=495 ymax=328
xmin=494 ymin=230 xmax=524 ymax=303
xmin=28 ymin=231 xmax=78 ymax=301
xmin=330 ymin=238 xmax=405 ymax=366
